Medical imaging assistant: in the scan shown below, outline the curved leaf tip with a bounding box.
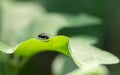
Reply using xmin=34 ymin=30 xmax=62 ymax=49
xmin=0 ymin=43 xmax=13 ymax=54
xmin=14 ymin=36 xmax=70 ymax=58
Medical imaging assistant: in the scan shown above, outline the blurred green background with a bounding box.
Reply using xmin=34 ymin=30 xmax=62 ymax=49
xmin=0 ymin=0 xmax=120 ymax=75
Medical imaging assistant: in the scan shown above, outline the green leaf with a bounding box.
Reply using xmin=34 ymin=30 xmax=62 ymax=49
xmin=15 ymin=36 xmax=70 ymax=58
xmin=70 ymin=35 xmax=97 ymax=45
xmin=62 ymin=13 xmax=102 ymax=27
xmin=0 ymin=43 xmax=13 ymax=54
xmin=69 ymin=36 xmax=119 ymax=68
xmin=70 ymin=43 xmax=119 ymax=68
xmin=66 ymin=65 xmax=108 ymax=75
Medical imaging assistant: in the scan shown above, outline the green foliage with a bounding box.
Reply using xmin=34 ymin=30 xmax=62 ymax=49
xmin=69 ymin=36 xmax=119 ymax=68
xmin=66 ymin=66 xmax=108 ymax=75
xmin=0 ymin=51 xmax=10 ymax=75
xmin=0 ymin=0 xmax=120 ymax=75
xmin=52 ymin=55 xmax=108 ymax=75
xmin=0 ymin=35 xmax=119 ymax=75
xmin=0 ymin=43 xmax=13 ymax=54
xmin=52 ymin=36 xmax=119 ymax=75
xmin=70 ymin=44 xmax=119 ymax=68
xmin=15 ymin=36 xmax=70 ymax=58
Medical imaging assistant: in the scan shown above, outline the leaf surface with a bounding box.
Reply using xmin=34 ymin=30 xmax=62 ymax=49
xmin=15 ymin=36 xmax=70 ymax=58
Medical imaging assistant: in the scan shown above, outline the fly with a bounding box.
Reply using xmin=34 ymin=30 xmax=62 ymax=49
xmin=37 ymin=33 xmax=49 ymax=40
